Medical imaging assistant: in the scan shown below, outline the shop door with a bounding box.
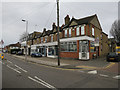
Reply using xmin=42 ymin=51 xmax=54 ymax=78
xmin=79 ymin=41 xmax=89 ymax=60
xmin=81 ymin=45 xmax=87 ymax=59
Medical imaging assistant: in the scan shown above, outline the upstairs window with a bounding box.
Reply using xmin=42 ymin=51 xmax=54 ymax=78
xmin=65 ymin=29 xmax=67 ymax=37
xmin=45 ymin=37 xmax=47 ymax=43
xmin=76 ymin=27 xmax=79 ymax=36
xmin=92 ymin=27 xmax=95 ymax=36
xmin=41 ymin=37 xmax=43 ymax=43
xmin=69 ymin=29 xmax=71 ymax=37
xmin=51 ymin=35 xmax=53 ymax=42
xmin=81 ymin=26 xmax=85 ymax=35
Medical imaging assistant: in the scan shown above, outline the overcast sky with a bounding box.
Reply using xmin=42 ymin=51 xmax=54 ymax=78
xmin=0 ymin=0 xmax=119 ymax=46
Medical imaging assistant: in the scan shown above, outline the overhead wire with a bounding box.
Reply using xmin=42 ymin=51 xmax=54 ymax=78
xmin=44 ymin=3 xmax=56 ymax=28
xmin=3 ymin=2 xmax=52 ymax=27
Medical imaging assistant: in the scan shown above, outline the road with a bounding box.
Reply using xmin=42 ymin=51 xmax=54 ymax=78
xmin=1 ymin=54 xmax=119 ymax=89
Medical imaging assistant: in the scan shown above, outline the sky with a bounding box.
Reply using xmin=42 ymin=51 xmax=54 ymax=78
xmin=0 ymin=0 xmax=119 ymax=47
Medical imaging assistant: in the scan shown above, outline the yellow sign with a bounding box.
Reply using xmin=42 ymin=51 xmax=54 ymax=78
xmin=90 ymin=47 xmax=94 ymax=49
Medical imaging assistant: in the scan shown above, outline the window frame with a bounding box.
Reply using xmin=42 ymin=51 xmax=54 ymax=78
xmin=81 ymin=25 xmax=85 ymax=35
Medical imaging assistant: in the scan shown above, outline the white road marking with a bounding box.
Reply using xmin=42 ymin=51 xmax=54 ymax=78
xmin=28 ymin=76 xmax=56 ymax=89
xmin=88 ymin=70 xmax=97 ymax=74
xmin=99 ymin=74 xmax=109 ymax=77
xmin=7 ymin=65 xmax=21 ymax=74
xmin=34 ymin=76 xmax=56 ymax=89
xmin=113 ymin=75 xmax=120 ymax=79
xmin=15 ymin=65 xmax=27 ymax=73
xmin=7 ymin=60 xmax=12 ymax=64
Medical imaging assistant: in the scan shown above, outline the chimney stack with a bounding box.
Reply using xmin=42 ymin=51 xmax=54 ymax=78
xmin=64 ymin=15 xmax=70 ymax=25
xmin=52 ymin=22 xmax=56 ymax=30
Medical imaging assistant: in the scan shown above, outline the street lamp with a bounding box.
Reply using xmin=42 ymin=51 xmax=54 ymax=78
xmin=22 ymin=19 xmax=28 ymax=62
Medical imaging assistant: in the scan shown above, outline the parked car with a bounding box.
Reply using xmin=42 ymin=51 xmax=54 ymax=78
xmin=16 ymin=51 xmax=23 ymax=55
xmin=107 ymin=52 xmax=120 ymax=62
xmin=11 ymin=51 xmax=17 ymax=54
xmin=31 ymin=52 xmax=42 ymax=57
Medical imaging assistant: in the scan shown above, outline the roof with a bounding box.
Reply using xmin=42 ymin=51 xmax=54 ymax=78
xmin=63 ymin=14 xmax=97 ymax=29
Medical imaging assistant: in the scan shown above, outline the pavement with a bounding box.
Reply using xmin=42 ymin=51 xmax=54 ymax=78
xmin=4 ymin=53 xmax=119 ymax=73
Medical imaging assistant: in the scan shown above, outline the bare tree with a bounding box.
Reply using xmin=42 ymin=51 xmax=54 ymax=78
xmin=110 ymin=20 xmax=120 ymax=43
xmin=19 ymin=32 xmax=29 ymax=42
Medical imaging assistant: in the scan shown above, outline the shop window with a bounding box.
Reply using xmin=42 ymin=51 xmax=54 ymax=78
xmin=65 ymin=29 xmax=67 ymax=37
xmin=76 ymin=27 xmax=79 ymax=36
xmin=68 ymin=42 xmax=77 ymax=51
xmin=61 ymin=42 xmax=77 ymax=52
xmin=81 ymin=26 xmax=85 ymax=35
xmin=48 ymin=46 xmax=57 ymax=56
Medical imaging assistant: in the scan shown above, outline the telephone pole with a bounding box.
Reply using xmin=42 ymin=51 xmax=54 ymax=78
xmin=57 ymin=0 xmax=60 ymax=66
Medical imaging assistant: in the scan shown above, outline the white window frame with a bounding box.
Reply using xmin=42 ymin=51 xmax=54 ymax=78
xmin=92 ymin=27 xmax=95 ymax=36
xmin=81 ymin=25 xmax=85 ymax=35
xmin=69 ymin=28 xmax=71 ymax=37
xmin=65 ymin=29 xmax=67 ymax=37
xmin=45 ymin=37 xmax=47 ymax=43
xmin=41 ymin=37 xmax=43 ymax=43
xmin=51 ymin=35 xmax=53 ymax=42
xmin=76 ymin=27 xmax=79 ymax=36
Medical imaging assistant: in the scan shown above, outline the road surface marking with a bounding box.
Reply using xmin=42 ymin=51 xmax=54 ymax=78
xmin=7 ymin=60 xmax=12 ymax=64
xmin=113 ymin=75 xmax=120 ymax=79
xmin=99 ymin=74 xmax=109 ymax=77
xmin=15 ymin=65 xmax=27 ymax=73
xmin=88 ymin=70 xmax=97 ymax=74
xmin=28 ymin=76 xmax=57 ymax=89
xmin=34 ymin=76 xmax=56 ymax=89
xmin=104 ymin=63 xmax=115 ymax=69
xmin=7 ymin=65 xmax=21 ymax=74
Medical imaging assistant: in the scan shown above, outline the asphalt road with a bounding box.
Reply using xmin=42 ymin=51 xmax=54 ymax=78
xmin=1 ymin=54 xmax=119 ymax=89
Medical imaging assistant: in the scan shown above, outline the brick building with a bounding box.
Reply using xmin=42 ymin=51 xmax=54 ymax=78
xmin=30 ymin=14 xmax=109 ymax=60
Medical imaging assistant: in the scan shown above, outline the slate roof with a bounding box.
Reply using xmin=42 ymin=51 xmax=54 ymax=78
xmin=62 ymin=14 xmax=96 ymax=29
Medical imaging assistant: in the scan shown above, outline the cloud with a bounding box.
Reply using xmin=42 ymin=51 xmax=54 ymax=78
xmin=2 ymin=2 xmax=118 ymax=46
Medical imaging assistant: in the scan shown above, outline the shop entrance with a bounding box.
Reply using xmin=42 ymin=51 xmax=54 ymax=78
xmin=79 ymin=41 xmax=89 ymax=60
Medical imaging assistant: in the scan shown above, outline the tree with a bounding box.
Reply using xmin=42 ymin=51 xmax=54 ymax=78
xmin=19 ymin=32 xmax=29 ymax=42
xmin=110 ymin=20 xmax=120 ymax=44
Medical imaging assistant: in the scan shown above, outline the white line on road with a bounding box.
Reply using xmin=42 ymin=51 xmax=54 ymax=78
xmin=34 ymin=76 xmax=56 ymax=89
xmin=113 ymin=75 xmax=120 ymax=79
xmin=28 ymin=76 xmax=57 ymax=90
xmin=7 ymin=65 xmax=21 ymax=74
xmin=15 ymin=65 xmax=27 ymax=73
xmin=7 ymin=60 xmax=12 ymax=64
xmin=99 ymin=74 xmax=109 ymax=77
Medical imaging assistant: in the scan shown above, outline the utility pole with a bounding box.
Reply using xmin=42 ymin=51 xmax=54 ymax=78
xmin=57 ymin=0 xmax=60 ymax=66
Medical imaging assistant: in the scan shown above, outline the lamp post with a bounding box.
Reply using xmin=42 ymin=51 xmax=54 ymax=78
xmin=22 ymin=19 xmax=28 ymax=62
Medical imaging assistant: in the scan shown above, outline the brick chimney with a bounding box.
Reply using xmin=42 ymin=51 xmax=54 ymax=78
xmin=64 ymin=15 xmax=70 ymax=25
xmin=52 ymin=22 xmax=56 ymax=30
